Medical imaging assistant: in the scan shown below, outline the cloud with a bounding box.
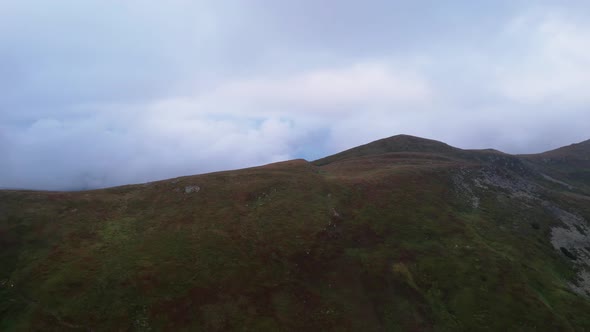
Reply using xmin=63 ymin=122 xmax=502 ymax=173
xmin=215 ymin=63 xmax=431 ymax=111
xmin=139 ymin=61 xmax=435 ymax=154
xmin=1 ymin=2 xmax=590 ymax=190
xmin=495 ymin=11 xmax=590 ymax=104
xmin=1 ymin=59 xmax=435 ymax=190
xmin=1 ymin=113 xmax=304 ymax=190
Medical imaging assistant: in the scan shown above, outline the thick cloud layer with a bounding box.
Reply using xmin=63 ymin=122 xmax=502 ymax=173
xmin=1 ymin=1 xmax=589 ymax=190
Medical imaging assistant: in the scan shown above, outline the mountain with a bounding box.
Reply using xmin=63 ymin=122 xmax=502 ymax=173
xmin=533 ymin=139 xmax=590 ymax=160
xmin=518 ymin=139 xmax=590 ymax=194
xmin=2 ymin=135 xmax=590 ymax=331
xmin=313 ymin=134 xmax=461 ymax=165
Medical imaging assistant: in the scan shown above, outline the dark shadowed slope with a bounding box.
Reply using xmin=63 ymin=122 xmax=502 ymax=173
xmin=2 ymin=135 xmax=590 ymax=331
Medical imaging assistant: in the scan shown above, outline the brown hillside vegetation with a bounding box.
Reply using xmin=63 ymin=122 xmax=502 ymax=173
xmin=2 ymin=135 xmax=590 ymax=330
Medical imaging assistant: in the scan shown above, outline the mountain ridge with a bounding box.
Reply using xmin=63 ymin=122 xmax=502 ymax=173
xmin=313 ymin=134 xmax=462 ymax=166
xmin=1 ymin=134 xmax=590 ymax=330
xmin=2 ymin=134 xmax=588 ymax=193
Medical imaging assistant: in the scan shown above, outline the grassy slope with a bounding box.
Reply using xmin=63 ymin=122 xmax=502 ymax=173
xmin=1 ymin=137 xmax=590 ymax=331
xmin=521 ymin=139 xmax=590 ymax=193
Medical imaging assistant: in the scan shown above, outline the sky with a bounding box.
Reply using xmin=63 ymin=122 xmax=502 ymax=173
xmin=1 ymin=0 xmax=590 ymax=190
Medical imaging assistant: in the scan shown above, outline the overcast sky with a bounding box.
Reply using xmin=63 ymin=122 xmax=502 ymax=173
xmin=1 ymin=0 xmax=590 ymax=190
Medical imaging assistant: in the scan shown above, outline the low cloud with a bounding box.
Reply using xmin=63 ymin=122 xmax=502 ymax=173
xmin=1 ymin=3 xmax=590 ymax=190
xmin=1 ymin=113 xmax=304 ymax=190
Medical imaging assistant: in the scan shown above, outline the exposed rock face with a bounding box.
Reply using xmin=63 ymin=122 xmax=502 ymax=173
xmin=453 ymin=165 xmax=590 ymax=297
xmin=453 ymin=166 xmax=537 ymax=210
xmin=452 ymin=170 xmax=480 ymax=209
xmin=184 ymin=185 xmax=200 ymax=194
xmin=546 ymin=204 xmax=590 ymax=296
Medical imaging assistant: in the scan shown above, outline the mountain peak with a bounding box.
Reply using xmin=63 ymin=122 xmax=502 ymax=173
xmin=381 ymin=134 xmax=451 ymax=145
xmin=313 ymin=134 xmax=459 ymax=165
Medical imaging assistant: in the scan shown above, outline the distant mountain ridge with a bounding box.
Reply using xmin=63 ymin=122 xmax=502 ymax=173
xmin=315 ymin=134 xmax=590 ymax=166
xmin=527 ymin=139 xmax=590 ymax=164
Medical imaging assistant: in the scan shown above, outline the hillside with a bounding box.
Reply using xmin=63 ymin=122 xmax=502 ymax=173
xmin=2 ymin=135 xmax=590 ymax=330
xmin=313 ymin=134 xmax=462 ymax=166
xmin=521 ymin=139 xmax=590 ymax=192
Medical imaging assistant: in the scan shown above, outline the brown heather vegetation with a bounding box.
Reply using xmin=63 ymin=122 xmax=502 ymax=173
xmin=2 ymin=135 xmax=590 ymax=331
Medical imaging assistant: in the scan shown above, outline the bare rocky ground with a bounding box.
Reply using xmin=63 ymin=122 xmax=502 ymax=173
xmin=546 ymin=205 xmax=590 ymax=296
xmin=453 ymin=163 xmax=590 ymax=297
